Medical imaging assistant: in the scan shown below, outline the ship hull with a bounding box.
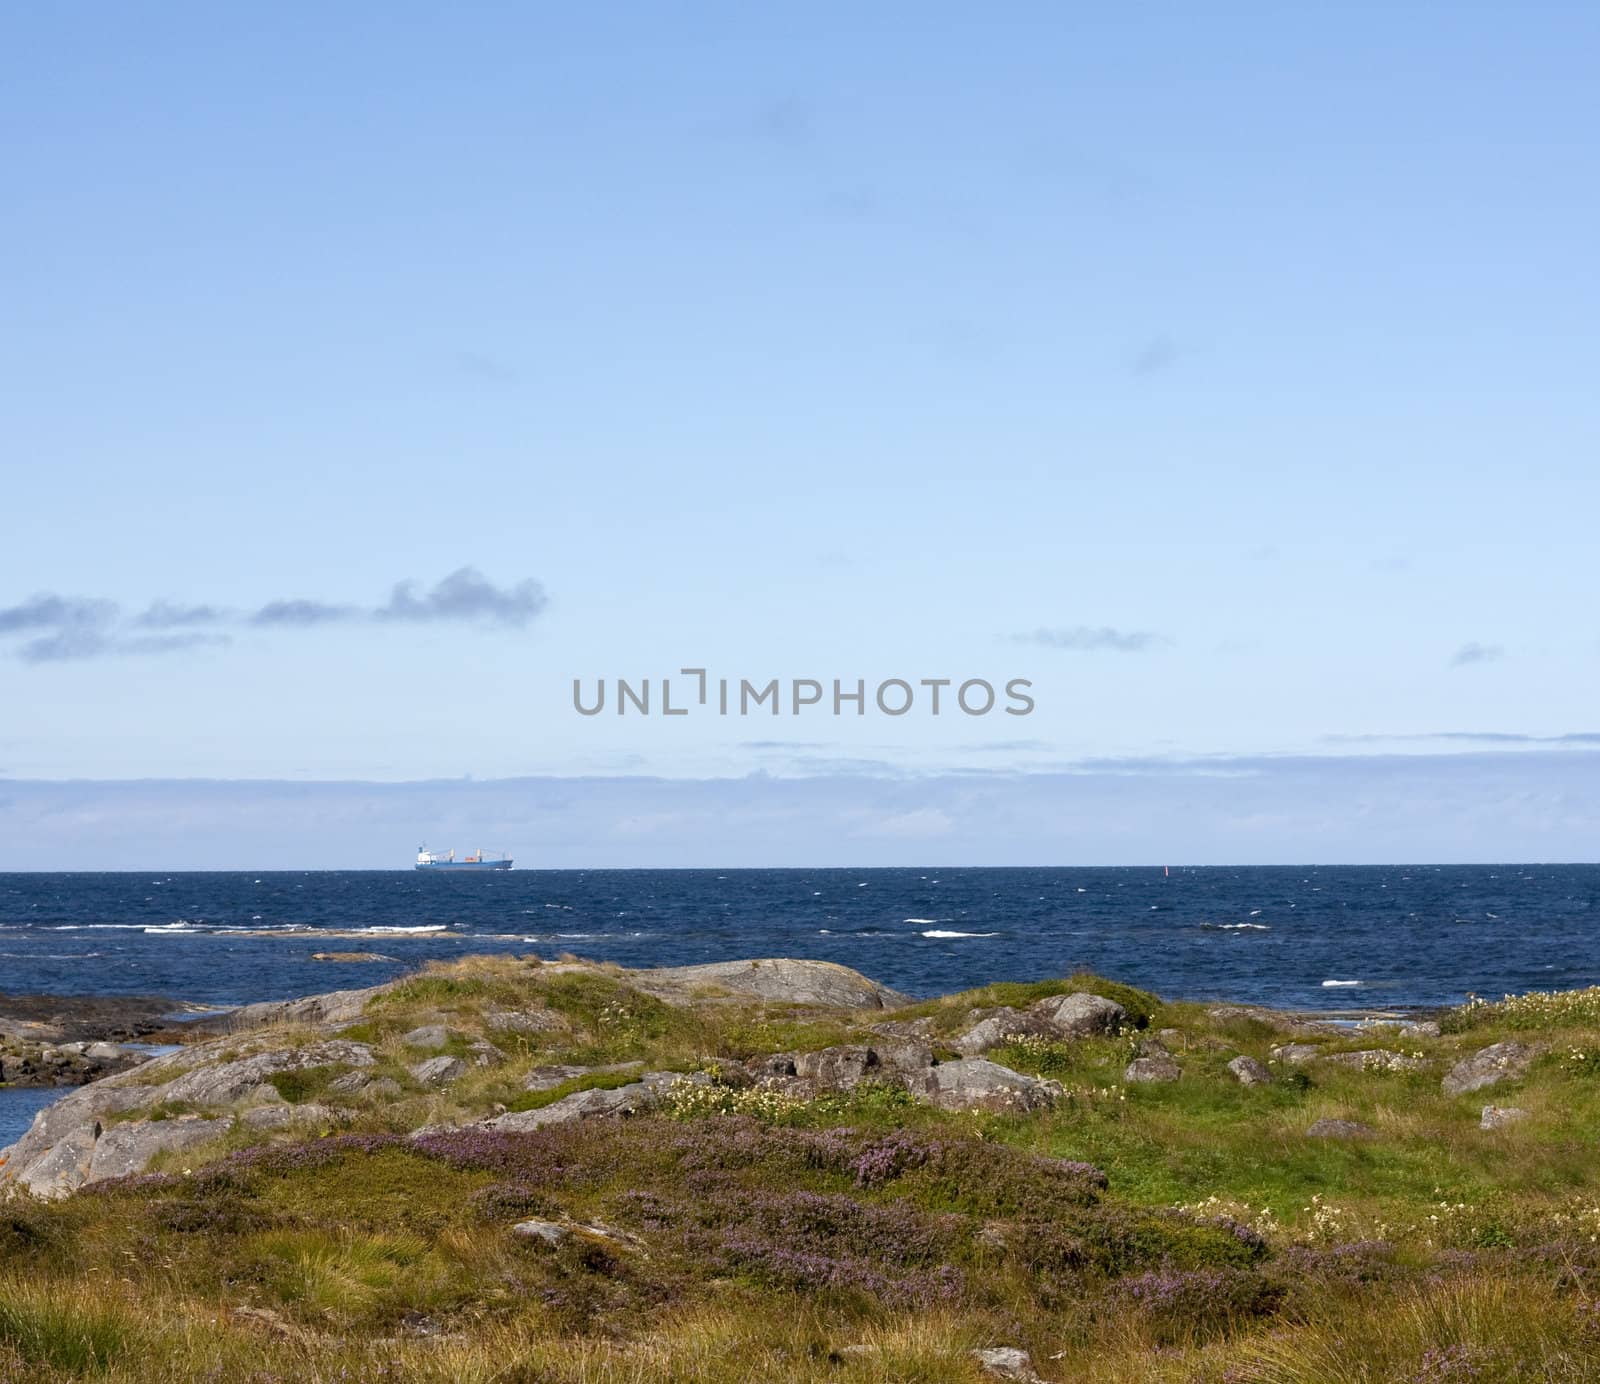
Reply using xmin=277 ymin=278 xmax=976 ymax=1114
xmin=415 ymin=860 xmax=513 ymax=871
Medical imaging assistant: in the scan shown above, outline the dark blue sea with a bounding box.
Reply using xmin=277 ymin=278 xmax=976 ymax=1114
xmin=3 ymin=866 xmax=1597 ymax=1012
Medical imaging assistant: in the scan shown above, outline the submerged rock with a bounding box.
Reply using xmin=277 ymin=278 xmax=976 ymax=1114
xmin=1442 ymin=1041 xmax=1534 ymax=1096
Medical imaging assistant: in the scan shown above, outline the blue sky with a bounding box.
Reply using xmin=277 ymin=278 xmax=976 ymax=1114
xmin=3 ymin=4 xmax=1597 ymax=863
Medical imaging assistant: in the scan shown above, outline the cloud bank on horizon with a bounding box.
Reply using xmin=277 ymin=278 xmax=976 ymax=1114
xmin=2 ymin=747 xmax=1595 ymax=869
xmin=0 ymin=568 xmax=548 ymax=662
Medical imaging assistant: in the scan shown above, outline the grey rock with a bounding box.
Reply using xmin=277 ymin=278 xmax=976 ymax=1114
xmin=905 ymin=1059 xmax=1061 ymax=1114
xmin=523 ymin=1062 xmax=640 ymax=1093
xmin=477 ymin=1072 xmax=696 ymax=1131
xmin=970 ymin=1347 xmax=1045 ymax=1383
xmin=466 ymin=1039 xmax=504 ymax=1067
xmin=1305 ymin=1118 xmax=1374 ymax=1139
xmin=409 ymin=1055 xmax=466 ymax=1086
xmin=86 ymin=1116 xmax=229 ymax=1183
xmin=1480 ymin=1104 xmax=1530 ymax=1130
xmin=1031 ymin=991 xmax=1126 ymax=1038
xmin=793 ymin=1045 xmax=878 ymax=1091
xmin=1208 ymin=1005 xmax=1277 ymax=1025
xmin=156 ymin=1040 xmax=376 ymax=1108
xmin=623 ymin=958 xmax=908 ymax=1010
xmin=401 ymin=1024 xmax=449 ymax=1050
xmin=1124 ymin=1055 xmax=1181 ymax=1083
xmin=241 ymin=1103 xmax=339 ymax=1131
xmin=870 ymin=1037 xmax=935 ymax=1075
xmin=1270 ymin=1043 xmax=1323 ymax=1065
xmin=1442 ymin=1041 xmax=1534 ymax=1096
xmin=952 ymin=1008 xmax=1054 ymax=1056
xmin=191 ymin=984 xmax=388 ymax=1034
xmin=363 ymin=1077 xmax=403 ymax=1100
xmin=744 ymin=1053 xmax=799 ymax=1081
xmin=867 ymin=1017 xmax=936 ymax=1041
xmin=1 ymin=1083 xmax=148 ymax=1188
xmin=509 ymin=1217 xmax=635 ymax=1251
xmin=483 ymin=1007 xmax=566 ymax=1035
xmin=511 ymin=1218 xmax=569 ymax=1246
xmin=327 ymin=1070 xmax=372 ymax=1094
xmin=1227 ymin=1055 xmax=1273 ymax=1086
xmin=12 ymin=1123 xmax=99 ymax=1198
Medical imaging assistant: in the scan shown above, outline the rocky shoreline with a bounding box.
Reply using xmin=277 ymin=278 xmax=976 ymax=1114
xmin=0 ymin=990 xmax=209 ymax=1088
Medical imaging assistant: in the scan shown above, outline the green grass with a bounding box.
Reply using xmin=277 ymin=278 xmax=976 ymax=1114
xmin=20 ymin=964 xmax=1600 ymax=1379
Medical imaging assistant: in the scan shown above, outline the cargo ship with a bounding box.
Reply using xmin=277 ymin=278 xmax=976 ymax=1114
xmin=415 ymin=845 xmax=513 ymax=871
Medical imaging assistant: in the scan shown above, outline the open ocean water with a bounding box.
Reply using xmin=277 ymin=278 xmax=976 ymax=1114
xmin=3 ymin=865 xmax=1597 ymax=1010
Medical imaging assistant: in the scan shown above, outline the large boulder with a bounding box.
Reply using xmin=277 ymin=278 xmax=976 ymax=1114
xmin=793 ymin=1045 xmax=877 ymax=1090
xmin=10 ymin=1124 xmax=99 ymax=1198
xmin=1126 ymin=1056 xmax=1177 ymax=1088
xmin=85 ymin=1117 xmax=229 ymax=1182
xmin=400 ymin=1024 xmax=449 ymax=1050
xmin=904 ymin=1059 xmax=1061 ymax=1114
xmin=9 ymin=1112 xmax=229 ymax=1197
xmin=1227 ymin=1055 xmax=1273 ymax=1086
xmin=791 ymin=1040 xmax=934 ymax=1090
xmin=951 ymin=1008 xmax=1055 ymax=1056
xmin=1442 ymin=1041 xmax=1534 ymax=1096
xmin=1031 ymin=992 xmax=1126 ymax=1038
xmin=625 ymin=958 xmax=907 ymax=1010
xmin=409 ymin=1056 xmax=466 ymax=1086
